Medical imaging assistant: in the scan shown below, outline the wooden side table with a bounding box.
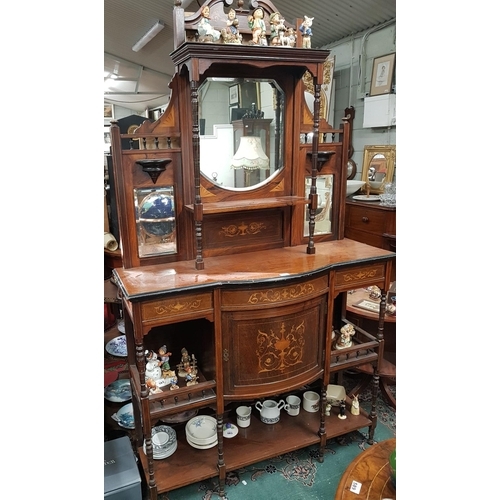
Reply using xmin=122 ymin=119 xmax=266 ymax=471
xmin=345 ymin=288 xmax=396 ymax=409
xmin=334 ymin=438 xmax=396 ymax=500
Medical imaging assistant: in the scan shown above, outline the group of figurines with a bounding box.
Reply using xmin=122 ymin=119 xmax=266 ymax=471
xmin=325 ymin=395 xmax=360 ymax=419
xmin=144 ymin=346 xmax=199 ymax=394
xmin=197 ymin=5 xmax=313 ymax=48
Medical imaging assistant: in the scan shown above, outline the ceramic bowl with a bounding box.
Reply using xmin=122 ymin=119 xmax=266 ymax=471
xmin=185 ymin=415 xmax=217 ymax=445
xmin=346 ymin=180 xmax=365 ymax=197
xmin=368 ymin=180 xmax=384 ymax=190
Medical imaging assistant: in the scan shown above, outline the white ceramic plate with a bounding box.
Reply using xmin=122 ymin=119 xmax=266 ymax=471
xmin=185 ymin=416 xmax=217 ymax=443
xmin=143 ymin=439 xmax=178 ymax=459
xmin=105 ymin=335 xmax=127 ymax=357
xmin=186 ymin=435 xmax=218 ymax=449
xmin=352 ymin=195 xmax=381 ymax=202
xmin=151 ymin=425 xmax=177 ymax=450
xmin=104 ymin=379 xmax=131 ymax=402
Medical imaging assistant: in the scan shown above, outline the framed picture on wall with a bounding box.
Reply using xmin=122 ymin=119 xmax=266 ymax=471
xmin=369 ymin=53 xmax=395 ymax=96
xmin=104 ymin=103 xmax=114 ymax=118
xmin=229 ymin=85 xmax=239 ymax=105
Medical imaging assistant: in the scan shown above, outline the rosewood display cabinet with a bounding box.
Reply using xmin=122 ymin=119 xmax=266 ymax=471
xmin=109 ymin=1 xmax=395 ymax=499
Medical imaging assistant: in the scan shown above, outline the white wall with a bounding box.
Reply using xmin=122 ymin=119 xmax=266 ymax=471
xmin=323 ymin=21 xmax=396 ymax=181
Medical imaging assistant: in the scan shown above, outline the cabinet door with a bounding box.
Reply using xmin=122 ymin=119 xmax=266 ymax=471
xmin=222 ymin=295 xmax=327 ymax=398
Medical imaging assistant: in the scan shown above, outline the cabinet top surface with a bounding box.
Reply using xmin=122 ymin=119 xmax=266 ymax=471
xmin=346 ymin=198 xmax=396 ymax=211
xmin=113 ymin=239 xmax=395 ymax=301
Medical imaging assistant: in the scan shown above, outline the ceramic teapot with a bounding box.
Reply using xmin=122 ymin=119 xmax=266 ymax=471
xmin=255 ymin=399 xmax=286 ymax=424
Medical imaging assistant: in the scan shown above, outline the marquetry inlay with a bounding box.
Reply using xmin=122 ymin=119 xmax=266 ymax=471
xmin=220 ymin=221 xmax=266 ymax=237
xmin=141 ymin=293 xmax=213 ymax=323
xmin=270 ymin=179 xmax=285 ymax=192
xmin=257 ymin=321 xmax=305 ymax=373
xmin=200 ymin=185 xmax=216 ymax=197
xmin=153 ymin=299 xmax=203 ymax=315
xmin=334 ymin=264 xmax=385 ymax=290
xmin=248 ymin=282 xmax=315 ymax=304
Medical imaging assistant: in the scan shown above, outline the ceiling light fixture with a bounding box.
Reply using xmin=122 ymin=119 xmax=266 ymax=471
xmin=132 ymin=20 xmax=165 ymax=52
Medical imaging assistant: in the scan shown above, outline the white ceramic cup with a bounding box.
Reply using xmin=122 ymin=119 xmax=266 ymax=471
xmin=302 ymin=391 xmax=320 ymax=413
xmin=236 ymin=406 xmax=252 ymax=428
xmin=285 ymin=395 xmax=301 ymax=416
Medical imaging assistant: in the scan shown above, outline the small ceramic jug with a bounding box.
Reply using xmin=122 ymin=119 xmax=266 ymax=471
xmin=255 ymin=399 xmax=285 ymax=424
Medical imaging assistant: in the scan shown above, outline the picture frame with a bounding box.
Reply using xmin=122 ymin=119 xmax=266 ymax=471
xmin=360 ymin=145 xmax=396 ymax=194
xmin=104 ymin=103 xmax=114 ymax=119
xmin=229 ymin=85 xmax=239 ymax=105
xmin=369 ymin=53 xmax=395 ymax=96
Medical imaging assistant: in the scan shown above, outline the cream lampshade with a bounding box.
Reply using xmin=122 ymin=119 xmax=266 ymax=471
xmin=231 ymin=136 xmax=269 ymax=170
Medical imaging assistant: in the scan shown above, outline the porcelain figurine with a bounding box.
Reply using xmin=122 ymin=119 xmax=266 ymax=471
xmin=221 ymin=8 xmax=242 ymax=44
xmin=350 ymin=395 xmax=360 ymax=416
xmin=282 ymin=27 xmax=296 ymax=47
xmin=369 ymin=285 xmax=381 ymax=300
xmin=248 ymin=7 xmax=267 ymax=45
xmin=269 ymin=12 xmax=286 ymax=46
xmin=145 ymin=360 xmax=162 ymax=381
xmin=299 ymin=16 xmax=314 ymax=49
xmin=197 ymin=6 xmax=221 ymax=43
xmin=335 ymin=323 xmax=355 ymax=349
xmin=338 ymin=399 xmax=347 ymax=420
xmin=325 ymin=403 xmax=332 ymax=416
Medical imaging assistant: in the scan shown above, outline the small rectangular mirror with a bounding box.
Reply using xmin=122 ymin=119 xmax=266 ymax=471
xmin=361 ymin=145 xmax=396 ymax=194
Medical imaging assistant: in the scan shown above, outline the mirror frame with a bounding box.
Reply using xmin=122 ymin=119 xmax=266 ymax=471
xmin=346 ymin=159 xmax=357 ymax=180
xmin=361 ymin=145 xmax=396 ymax=194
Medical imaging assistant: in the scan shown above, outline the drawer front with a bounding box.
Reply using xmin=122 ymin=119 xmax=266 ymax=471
xmin=141 ymin=292 xmax=213 ymax=326
xmin=346 ymin=205 xmax=388 ymax=235
xmin=221 ymin=275 xmax=328 ymax=309
xmin=334 ymin=264 xmax=386 ymax=291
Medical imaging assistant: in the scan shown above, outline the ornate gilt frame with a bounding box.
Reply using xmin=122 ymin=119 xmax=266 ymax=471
xmin=361 ymin=145 xmax=396 ymax=194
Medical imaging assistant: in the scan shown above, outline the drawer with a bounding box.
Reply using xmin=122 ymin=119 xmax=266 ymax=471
xmin=345 ymin=205 xmax=388 ymax=235
xmin=334 ymin=263 xmax=386 ymax=291
xmin=141 ymin=292 xmax=213 ymax=326
xmin=221 ymin=275 xmax=329 ymax=309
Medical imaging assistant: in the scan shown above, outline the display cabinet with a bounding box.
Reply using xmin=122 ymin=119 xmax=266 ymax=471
xmin=109 ymin=2 xmax=395 ymax=499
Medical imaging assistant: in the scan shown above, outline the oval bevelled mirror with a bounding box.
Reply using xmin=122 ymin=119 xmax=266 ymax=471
xmin=199 ymin=78 xmax=284 ymax=190
xmin=360 ymin=145 xmax=396 ymax=194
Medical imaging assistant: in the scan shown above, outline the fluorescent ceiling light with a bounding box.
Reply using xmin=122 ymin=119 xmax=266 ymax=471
xmin=132 ymin=20 xmax=165 ymax=52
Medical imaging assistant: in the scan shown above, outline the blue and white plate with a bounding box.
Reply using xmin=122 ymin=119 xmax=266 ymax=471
xmin=112 ymin=402 xmax=135 ymax=429
xmin=104 ymin=379 xmax=132 ymax=403
xmin=106 ymin=335 xmax=127 ymax=357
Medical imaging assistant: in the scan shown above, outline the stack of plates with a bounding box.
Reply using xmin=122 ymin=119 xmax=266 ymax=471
xmin=185 ymin=415 xmax=218 ymax=449
xmin=143 ymin=425 xmax=177 ymax=460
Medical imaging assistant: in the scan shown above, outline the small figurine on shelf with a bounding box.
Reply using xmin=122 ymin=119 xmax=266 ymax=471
xmin=146 ymin=378 xmax=162 ymax=394
xmin=335 ymin=323 xmax=355 ymax=349
xmin=197 ymin=5 xmax=221 ymax=43
xmin=299 ymin=16 xmax=314 ymax=49
xmin=221 ymin=8 xmax=242 ymax=44
xmin=248 ymin=7 xmax=267 ymax=45
xmin=282 ymin=27 xmax=296 ymax=47
xmin=350 ymin=395 xmax=360 ymax=416
xmin=158 ymin=345 xmax=172 ymax=364
xmin=338 ymin=399 xmax=347 ymax=420
xmin=177 ymin=348 xmax=198 ymax=378
xmin=169 ymin=375 xmax=179 ymax=390
xmin=325 ymin=403 xmax=332 ymax=416
xmin=269 ymin=12 xmax=285 ymax=46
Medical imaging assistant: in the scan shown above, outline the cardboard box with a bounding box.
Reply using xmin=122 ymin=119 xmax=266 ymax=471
xmin=104 ymin=436 xmax=142 ymax=500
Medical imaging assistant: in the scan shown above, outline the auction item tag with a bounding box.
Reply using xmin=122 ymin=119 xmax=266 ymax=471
xmin=350 ymin=480 xmax=362 ymax=494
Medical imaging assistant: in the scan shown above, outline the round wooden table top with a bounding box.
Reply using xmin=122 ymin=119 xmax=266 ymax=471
xmin=334 ymin=438 xmax=396 ymax=500
xmin=346 ymin=289 xmax=396 ymax=323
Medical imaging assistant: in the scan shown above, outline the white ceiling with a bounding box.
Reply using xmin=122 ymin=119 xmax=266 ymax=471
xmin=104 ymin=0 xmax=396 ymax=113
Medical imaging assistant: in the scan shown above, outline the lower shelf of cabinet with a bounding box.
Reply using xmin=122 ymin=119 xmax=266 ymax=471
xmin=138 ymin=406 xmax=373 ymax=494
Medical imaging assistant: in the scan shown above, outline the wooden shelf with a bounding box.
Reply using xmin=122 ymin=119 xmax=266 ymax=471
xmin=184 ymin=196 xmax=308 ymax=214
xmin=139 ymin=407 xmax=372 ymax=495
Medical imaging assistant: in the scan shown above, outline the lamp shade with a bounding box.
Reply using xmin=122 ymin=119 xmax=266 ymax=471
xmin=231 ymin=136 xmax=269 ymax=170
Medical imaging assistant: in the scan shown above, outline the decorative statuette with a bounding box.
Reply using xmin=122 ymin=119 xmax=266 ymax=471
xmin=299 ymin=16 xmax=314 ymax=49
xmin=248 ymin=7 xmax=267 ymax=45
xmin=221 ymin=8 xmax=242 ymax=44
xmin=350 ymin=395 xmax=360 ymax=416
xmin=335 ymin=323 xmax=355 ymax=349
xmin=197 ymin=6 xmax=220 ymax=43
